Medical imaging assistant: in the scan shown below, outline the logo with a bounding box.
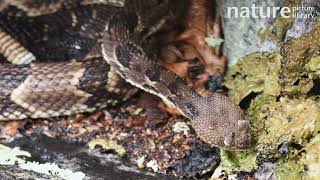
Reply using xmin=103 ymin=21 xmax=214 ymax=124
xmin=226 ymin=4 xmax=317 ymax=19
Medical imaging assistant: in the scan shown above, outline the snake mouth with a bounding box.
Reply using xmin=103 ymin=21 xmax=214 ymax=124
xmin=223 ymin=120 xmax=254 ymax=149
xmin=223 ymin=133 xmax=254 ymax=150
xmin=235 ymin=131 xmax=254 ymax=149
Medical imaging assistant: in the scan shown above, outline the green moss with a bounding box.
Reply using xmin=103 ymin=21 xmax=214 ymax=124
xmin=248 ymin=96 xmax=320 ymax=159
xmin=172 ymin=122 xmax=190 ymax=135
xmin=258 ymin=17 xmax=294 ymax=43
xmin=205 ymin=37 xmax=224 ymax=47
xmin=258 ymin=0 xmax=299 ymax=43
xmin=225 ymin=52 xmax=281 ymax=104
xmin=275 ymin=160 xmax=304 ymax=180
xmin=269 ymin=16 xmax=294 ymax=42
xmin=305 ymin=56 xmax=320 ymax=78
xmin=300 ymin=134 xmax=320 ymax=179
xmin=281 ymin=19 xmax=320 ymax=96
xmin=223 ymin=19 xmax=320 ymax=177
xmin=220 ymin=149 xmax=257 ymax=172
xmin=88 ymin=139 xmax=126 ymax=156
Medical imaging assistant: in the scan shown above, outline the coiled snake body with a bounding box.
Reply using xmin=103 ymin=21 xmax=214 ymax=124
xmin=0 ymin=0 xmax=253 ymax=149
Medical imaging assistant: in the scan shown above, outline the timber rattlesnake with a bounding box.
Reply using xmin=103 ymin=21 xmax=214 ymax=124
xmin=0 ymin=0 xmax=253 ymax=150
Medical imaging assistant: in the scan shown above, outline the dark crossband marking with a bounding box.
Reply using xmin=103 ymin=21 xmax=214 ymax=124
xmin=185 ymin=102 xmax=199 ymax=117
xmin=145 ymin=65 xmax=161 ymax=82
xmin=115 ymin=43 xmax=144 ymax=68
xmin=168 ymin=82 xmax=178 ymax=95
xmin=10 ymin=62 xmax=94 ymax=118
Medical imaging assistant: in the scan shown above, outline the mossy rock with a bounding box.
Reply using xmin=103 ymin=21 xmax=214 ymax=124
xmin=223 ymin=20 xmax=320 ymax=177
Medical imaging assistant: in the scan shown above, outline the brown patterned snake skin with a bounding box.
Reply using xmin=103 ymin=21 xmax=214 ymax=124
xmin=0 ymin=0 xmax=253 ymax=149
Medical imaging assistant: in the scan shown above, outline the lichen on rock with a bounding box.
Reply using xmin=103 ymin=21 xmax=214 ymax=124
xmin=299 ymin=134 xmax=320 ymax=179
xmin=224 ymin=52 xmax=281 ymax=104
xmin=220 ymin=149 xmax=257 ymax=172
xmin=88 ymin=139 xmax=126 ymax=156
xmin=222 ymin=19 xmax=320 ymax=176
xmin=281 ymin=20 xmax=320 ymax=96
xmin=248 ymin=95 xmax=320 ymax=159
xmin=275 ymin=160 xmax=304 ymax=180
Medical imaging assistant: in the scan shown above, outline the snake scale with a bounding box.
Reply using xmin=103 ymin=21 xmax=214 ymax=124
xmin=0 ymin=0 xmax=253 ymax=149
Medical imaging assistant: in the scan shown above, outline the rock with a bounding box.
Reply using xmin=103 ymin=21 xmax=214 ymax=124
xmin=1 ymin=134 xmax=179 ymax=180
xmin=218 ymin=0 xmax=318 ymax=66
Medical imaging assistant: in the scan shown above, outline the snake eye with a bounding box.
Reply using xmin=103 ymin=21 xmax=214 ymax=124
xmin=224 ymin=132 xmax=235 ymax=147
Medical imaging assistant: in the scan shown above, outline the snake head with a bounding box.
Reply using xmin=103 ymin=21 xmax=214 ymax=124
xmin=187 ymin=93 xmax=254 ymax=150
